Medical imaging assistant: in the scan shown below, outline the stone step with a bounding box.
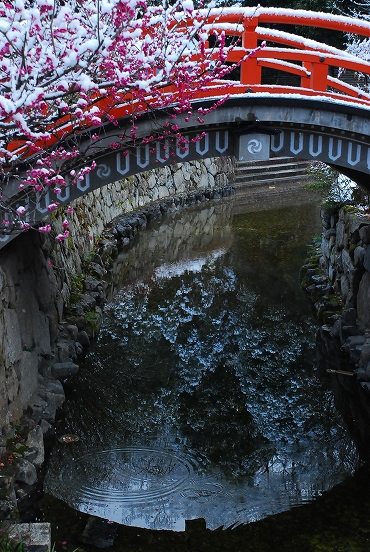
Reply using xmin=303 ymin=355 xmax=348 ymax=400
xmin=236 ymin=157 xmax=310 ymax=171
xmin=236 ymin=162 xmax=308 ymax=172
xmin=235 ymin=167 xmax=309 ymax=184
xmin=236 ymin=156 xmax=308 ymax=165
xmin=235 ymin=163 xmax=307 ymax=178
xmin=9 ymin=523 xmax=51 ymax=551
xmin=234 ymin=156 xmax=311 ymax=188
xmin=234 ymin=173 xmax=310 ymax=189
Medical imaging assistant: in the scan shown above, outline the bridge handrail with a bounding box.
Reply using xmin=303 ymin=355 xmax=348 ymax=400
xmin=206 ymin=25 xmax=360 ymax=60
xmin=193 ymin=7 xmax=370 ymax=36
xmin=7 ymin=8 xmax=370 ymax=165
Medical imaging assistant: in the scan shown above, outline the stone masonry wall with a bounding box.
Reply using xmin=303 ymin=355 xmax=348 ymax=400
xmin=302 ymin=203 xmax=370 ymax=382
xmin=0 ymin=157 xmax=234 ymax=436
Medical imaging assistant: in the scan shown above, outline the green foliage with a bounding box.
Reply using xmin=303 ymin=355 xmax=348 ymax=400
xmin=305 ymin=163 xmax=336 ymax=198
xmin=304 ymin=162 xmax=361 ymax=204
xmin=68 ymin=273 xmax=85 ymax=306
xmin=0 ymin=534 xmax=27 ymax=552
xmin=351 ymin=186 xmax=370 ymax=211
xmin=84 ymin=310 xmax=99 ymax=335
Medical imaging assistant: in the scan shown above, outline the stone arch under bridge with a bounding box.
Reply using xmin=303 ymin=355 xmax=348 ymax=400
xmin=3 ymin=95 xmax=370 ymax=249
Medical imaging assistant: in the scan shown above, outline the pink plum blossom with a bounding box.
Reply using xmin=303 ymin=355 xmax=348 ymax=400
xmin=38 ymin=225 xmax=52 ymax=233
xmin=0 ymin=0 xmax=254 ymax=239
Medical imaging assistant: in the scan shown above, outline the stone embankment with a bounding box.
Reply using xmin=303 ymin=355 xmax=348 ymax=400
xmin=0 ymin=157 xmax=234 ymax=530
xmin=301 ymin=203 xmax=370 ymax=383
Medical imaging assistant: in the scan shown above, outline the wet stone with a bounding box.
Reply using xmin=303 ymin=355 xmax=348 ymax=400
xmin=356 ymin=370 xmax=370 ymax=382
xmin=359 ymin=223 xmax=370 ymax=244
xmin=66 ymin=324 xmax=79 ymax=339
xmin=311 ymin=274 xmax=326 ymax=284
xmin=26 ymin=426 xmax=44 ymax=467
xmin=23 ymin=448 xmax=38 ymax=464
xmin=341 ymin=308 xmax=357 ymax=326
xmin=84 ymin=276 xmax=102 ymax=292
xmin=0 ymin=468 xmax=17 ymax=490
xmin=52 ymin=362 xmax=79 ymax=379
xmin=27 ymin=395 xmax=48 ymax=424
xmin=16 ymin=487 xmax=29 ymax=500
xmin=15 ymin=459 xmax=37 ymax=486
xmin=89 ymin=262 xmax=106 ymax=280
xmin=80 ymin=294 xmax=96 ymax=310
xmin=341 ymin=325 xmax=358 ymax=340
xmin=39 ymin=419 xmax=54 ymax=437
xmin=74 ymin=341 xmax=84 ymax=358
xmin=354 ymin=246 xmax=366 ymax=268
xmin=76 ymin=331 xmax=90 ymax=348
xmin=80 ymin=516 xmax=118 ymax=548
xmin=0 ymin=495 xmax=17 ymax=519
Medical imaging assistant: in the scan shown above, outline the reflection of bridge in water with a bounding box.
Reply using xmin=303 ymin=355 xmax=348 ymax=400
xmin=3 ymin=7 xmax=370 ymax=248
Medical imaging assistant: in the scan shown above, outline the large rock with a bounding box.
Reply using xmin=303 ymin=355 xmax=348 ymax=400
xmin=359 ymin=223 xmax=370 ymax=244
xmin=52 ymin=361 xmax=79 ymax=379
xmin=17 ymin=351 xmax=39 ymax=408
xmin=354 ymin=246 xmax=365 ymax=268
xmin=17 ymin=287 xmax=52 ymax=356
xmin=364 ymin=246 xmax=370 ymax=274
xmin=3 ymin=310 xmax=23 ymax=369
xmin=80 ymin=517 xmax=117 ymax=549
xmin=26 ymin=425 xmax=45 ymax=467
xmin=357 ymin=272 xmax=370 ymax=329
xmin=335 ymin=220 xmax=346 ymax=250
xmin=359 ymin=341 xmax=370 ymax=370
xmin=15 ymin=459 xmax=37 ymax=485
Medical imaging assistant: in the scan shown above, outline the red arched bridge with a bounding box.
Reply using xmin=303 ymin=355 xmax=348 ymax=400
xmin=3 ymin=7 xmax=370 ymax=247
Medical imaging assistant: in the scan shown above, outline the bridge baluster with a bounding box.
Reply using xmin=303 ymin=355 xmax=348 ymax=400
xmin=241 ymin=16 xmax=261 ymax=85
xmin=309 ymin=59 xmax=328 ymax=92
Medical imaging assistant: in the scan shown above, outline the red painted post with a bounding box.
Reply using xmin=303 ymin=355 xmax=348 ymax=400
xmin=310 ymin=59 xmax=328 ymax=92
xmin=240 ymin=16 xmax=261 ymax=86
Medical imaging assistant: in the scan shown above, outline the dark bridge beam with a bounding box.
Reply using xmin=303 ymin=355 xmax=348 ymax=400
xmin=2 ymin=95 xmax=370 ymax=249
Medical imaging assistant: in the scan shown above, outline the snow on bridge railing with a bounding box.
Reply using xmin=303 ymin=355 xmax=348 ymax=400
xmin=8 ymin=6 xmax=370 ymax=166
xmin=193 ymin=7 xmax=370 ymax=103
xmin=3 ymin=6 xmax=370 ymax=250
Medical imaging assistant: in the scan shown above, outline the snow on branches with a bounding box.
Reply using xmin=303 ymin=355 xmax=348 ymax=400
xmin=0 ymin=0 xmax=248 ymax=240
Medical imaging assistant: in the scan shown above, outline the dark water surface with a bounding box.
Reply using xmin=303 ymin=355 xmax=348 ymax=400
xmin=42 ymin=187 xmax=370 ymax=551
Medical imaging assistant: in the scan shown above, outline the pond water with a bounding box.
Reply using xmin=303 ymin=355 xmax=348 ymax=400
xmin=44 ymin=186 xmax=364 ymax=547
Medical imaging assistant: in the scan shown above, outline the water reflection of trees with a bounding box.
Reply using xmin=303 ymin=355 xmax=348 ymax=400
xmin=49 ymin=199 xmax=364 ymax=528
xmin=317 ymin=327 xmax=370 ymax=465
xmin=178 ymin=361 xmax=274 ymax=477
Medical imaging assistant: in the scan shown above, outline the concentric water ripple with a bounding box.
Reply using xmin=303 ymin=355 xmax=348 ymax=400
xmin=59 ymin=447 xmax=194 ymax=503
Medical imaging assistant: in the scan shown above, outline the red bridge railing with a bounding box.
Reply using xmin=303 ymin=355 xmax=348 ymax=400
xmin=191 ymin=7 xmax=370 ymax=105
xmin=8 ymin=8 xmax=370 ymax=161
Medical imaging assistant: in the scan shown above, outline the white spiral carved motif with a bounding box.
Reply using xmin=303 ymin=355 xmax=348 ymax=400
xmin=247 ymin=139 xmax=263 ymax=154
xmin=96 ymin=164 xmax=111 ymax=178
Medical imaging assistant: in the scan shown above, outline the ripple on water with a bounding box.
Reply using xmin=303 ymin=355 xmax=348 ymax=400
xmin=60 ymin=447 xmax=195 ymax=503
